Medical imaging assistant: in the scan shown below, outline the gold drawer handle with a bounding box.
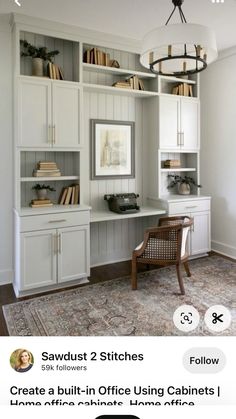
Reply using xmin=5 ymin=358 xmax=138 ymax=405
xmin=48 ymin=219 xmax=67 ymax=223
xmin=185 ymin=206 xmax=198 ymax=209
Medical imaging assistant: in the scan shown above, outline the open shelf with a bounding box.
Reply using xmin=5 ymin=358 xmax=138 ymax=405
xmin=21 ymin=176 xmax=79 ymax=182
xmin=160 ymin=168 xmax=196 ymax=172
xmin=20 ymin=30 xmax=80 ymax=82
xmin=83 ymin=63 xmax=156 ymax=79
xmin=158 ymin=74 xmax=198 ymax=97
xmin=159 ymin=75 xmax=196 ymax=85
xmin=83 ymin=82 xmax=159 ymax=97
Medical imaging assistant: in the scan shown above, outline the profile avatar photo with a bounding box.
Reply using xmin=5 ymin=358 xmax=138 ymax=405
xmin=10 ymin=349 xmax=34 ymax=373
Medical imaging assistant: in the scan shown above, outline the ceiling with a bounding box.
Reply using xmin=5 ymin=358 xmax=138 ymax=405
xmin=1 ymin=0 xmax=236 ymax=51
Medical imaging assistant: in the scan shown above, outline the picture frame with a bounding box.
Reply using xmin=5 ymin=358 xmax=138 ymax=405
xmin=90 ymin=119 xmax=135 ymax=179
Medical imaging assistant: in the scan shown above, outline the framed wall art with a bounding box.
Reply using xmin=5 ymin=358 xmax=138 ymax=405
xmin=90 ymin=119 xmax=135 ymax=179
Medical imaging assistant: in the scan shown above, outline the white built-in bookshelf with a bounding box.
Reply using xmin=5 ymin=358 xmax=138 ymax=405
xmin=12 ymin=14 xmax=209 ymax=296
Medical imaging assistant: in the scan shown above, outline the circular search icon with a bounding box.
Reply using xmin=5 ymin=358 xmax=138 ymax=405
xmin=173 ymin=304 xmax=200 ymax=332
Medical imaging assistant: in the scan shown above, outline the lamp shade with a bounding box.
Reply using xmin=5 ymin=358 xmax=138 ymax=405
xmin=140 ymin=23 xmax=218 ymax=75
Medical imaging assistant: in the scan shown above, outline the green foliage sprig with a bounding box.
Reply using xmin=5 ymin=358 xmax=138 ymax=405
xmin=32 ymin=184 xmax=56 ymax=191
xmin=20 ymin=40 xmax=59 ymax=62
xmin=167 ymin=175 xmax=202 ymax=189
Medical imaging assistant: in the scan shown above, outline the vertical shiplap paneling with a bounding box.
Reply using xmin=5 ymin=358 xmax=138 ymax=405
xmin=134 ymin=99 xmax=143 ymax=203
xmin=83 ymin=92 xmax=90 ymax=205
xmin=62 ymin=40 xmax=73 ymax=81
xmin=83 ymin=47 xmax=149 ymax=266
xmin=72 ymin=43 xmax=80 ymax=82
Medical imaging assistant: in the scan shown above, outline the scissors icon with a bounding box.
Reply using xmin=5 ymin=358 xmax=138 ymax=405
xmin=212 ymin=312 xmax=224 ymax=324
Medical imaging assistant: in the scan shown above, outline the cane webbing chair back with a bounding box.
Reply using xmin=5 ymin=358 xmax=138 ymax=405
xmin=131 ymin=216 xmax=193 ymax=295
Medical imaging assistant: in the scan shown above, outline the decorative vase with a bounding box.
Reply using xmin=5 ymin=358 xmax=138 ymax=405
xmin=32 ymin=58 xmax=44 ymax=77
xmin=178 ymin=182 xmax=190 ymax=195
xmin=36 ymin=189 xmax=48 ymax=200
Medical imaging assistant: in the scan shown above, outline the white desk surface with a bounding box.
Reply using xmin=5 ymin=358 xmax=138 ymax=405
xmin=90 ymin=206 xmax=166 ymax=223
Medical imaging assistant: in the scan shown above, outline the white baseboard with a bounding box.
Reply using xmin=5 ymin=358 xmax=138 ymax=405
xmin=211 ymin=240 xmax=236 ymax=260
xmin=0 ymin=269 xmax=13 ymax=285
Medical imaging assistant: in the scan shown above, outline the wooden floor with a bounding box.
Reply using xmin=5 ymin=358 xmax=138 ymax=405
xmin=0 ymin=259 xmax=151 ymax=336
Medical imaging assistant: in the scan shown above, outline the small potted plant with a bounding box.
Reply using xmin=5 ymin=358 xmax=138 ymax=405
xmin=20 ymin=40 xmax=60 ymax=77
xmin=32 ymin=184 xmax=56 ymax=200
xmin=167 ymin=175 xmax=202 ymax=195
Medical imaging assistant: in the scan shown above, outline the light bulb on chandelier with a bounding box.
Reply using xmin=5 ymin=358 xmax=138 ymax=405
xmin=140 ymin=0 xmax=218 ymax=76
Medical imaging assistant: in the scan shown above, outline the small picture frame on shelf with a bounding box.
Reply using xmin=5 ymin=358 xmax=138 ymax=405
xmin=90 ymin=119 xmax=135 ymax=179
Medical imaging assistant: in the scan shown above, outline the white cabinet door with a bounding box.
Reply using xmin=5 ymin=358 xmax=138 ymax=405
xmin=52 ymin=82 xmax=80 ymax=148
xmin=18 ymin=78 xmax=52 ymax=148
xmin=159 ymin=96 xmax=199 ymax=151
xmin=181 ymin=99 xmax=199 ymax=150
xmin=20 ymin=230 xmax=57 ymax=290
xmin=159 ymin=96 xmax=180 ymax=149
xmin=57 ymin=225 xmax=90 ymax=283
xmin=190 ymin=211 xmax=210 ymax=256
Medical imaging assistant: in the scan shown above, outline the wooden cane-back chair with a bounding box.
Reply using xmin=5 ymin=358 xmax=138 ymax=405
xmin=131 ymin=216 xmax=193 ymax=295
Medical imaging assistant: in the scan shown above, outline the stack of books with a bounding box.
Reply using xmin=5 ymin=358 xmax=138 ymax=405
xmin=112 ymin=80 xmax=131 ymax=89
xmin=59 ymin=184 xmax=80 ymax=205
xmin=172 ymin=83 xmax=193 ymax=97
xmin=30 ymin=199 xmax=53 ymax=208
xmin=47 ymin=62 xmax=64 ymax=80
xmin=83 ymin=47 xmax=112 ymax=67
xmin=113 ymin=75 xmax=145 ymax=91
xmin=33 ymin=161 xmax=61 ymax=177
xmin=163 ymin=159 xmax=181 ymax=168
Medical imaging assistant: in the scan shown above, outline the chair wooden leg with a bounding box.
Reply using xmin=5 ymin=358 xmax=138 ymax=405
xmin=183 ymin=261 xmax=191 ymax=277
xmin=176 ymin=264 xmax=185 ymax=295
xmin=131 ymin=257 xmax=138 ymax=290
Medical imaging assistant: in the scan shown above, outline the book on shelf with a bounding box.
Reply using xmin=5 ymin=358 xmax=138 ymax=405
xmin=37 ymin=161 xmax=58 ymax=169
xmin=59 ymin=184 xmax=80 ymax=205
xmin=74 ymin=184 xmax=80 ymax=205
xmin=30 ymin=199 xmax=53 ymax=208
xmin=163 ymin=159 xmax=181 ymax=168
xmin=113 ymin=75 xmax=145 ymax=91
xmin=47 ymin=62 xmax=64 ymax=80
xmin=64 ymin=186 xmax=73 ymax=205
xmin=31 ymin=199 xmax=52 ymax=205
xmin=138 ymin=78 xmax=145 ymax=91
xmin=83 ymin=47 xmax=116 ymax=68
xmin=172 ymin=82 xmax=193 ymax=97
xmin=112 ymin=81 xmax=131 ymax=89
xmin=31 ymin=203 xmax=54 ymax=208
xmin=33 ymin=170 xmax=61 ymax=177
xmin=33 ymin=161 xmax=61 ymax=177
xmin=59 ymin=187 xmax=68 ymax=205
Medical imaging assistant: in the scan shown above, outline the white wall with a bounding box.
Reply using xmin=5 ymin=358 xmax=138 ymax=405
xmin=0 ymin=18 xmax=13 ymax=284
xmin=201 ymin=49 xmax=236 ymax=259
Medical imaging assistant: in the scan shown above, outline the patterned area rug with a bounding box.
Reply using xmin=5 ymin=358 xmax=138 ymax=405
xmin=2 ymin=255 xmax=236 ymax=336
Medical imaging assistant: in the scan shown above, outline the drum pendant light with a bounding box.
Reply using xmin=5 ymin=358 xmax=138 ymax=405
xmin=140 ymin=0 xmax=218 ymax=76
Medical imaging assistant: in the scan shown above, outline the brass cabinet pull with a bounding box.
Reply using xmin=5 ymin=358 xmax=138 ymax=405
xmin=53 ymin=125 xmax=56 ymax=144
xmin=48 ymin=125 xmax=52 ymax=145
xmin=58 ymin=233 xmax=61 ymax=253
xmin=53 ymin=234 xmax=58 ymax=254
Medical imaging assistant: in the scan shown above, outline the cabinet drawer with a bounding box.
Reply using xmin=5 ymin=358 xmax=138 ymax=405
xmin=168 ymin=199 xmax=210 ymax=215
xmin=20 ymin=211 xmax=90 ymax=232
